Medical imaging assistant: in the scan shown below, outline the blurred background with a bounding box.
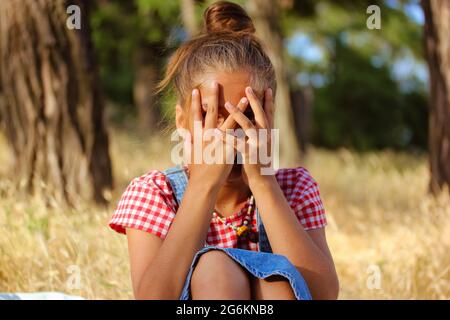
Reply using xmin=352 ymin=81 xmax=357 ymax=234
xmin=0 ymin=0 xmax=448 ymax=299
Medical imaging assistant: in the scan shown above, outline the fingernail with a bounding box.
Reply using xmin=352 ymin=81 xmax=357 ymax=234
xmin=211 ymin=81 xmax=218 ymax=89
xmin=246 ymin=87 xmax=253 ymax=95
xmin=240 ymin=97 xmax=248 ymax=105
xmin=267 ymin=88 xmax=273 ymax=96
xmin=192 ymin=89 xmax=198 ymax=96
xmin=225 ymin=102 xmax=235 ymax=111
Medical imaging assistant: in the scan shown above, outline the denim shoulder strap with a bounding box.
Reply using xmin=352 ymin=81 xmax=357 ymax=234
xmin=163 ymin=165 xmax=188 ymax=206
xmin=256 ymin=208 xmax=273 ymax=253
xmin=163 ymin=165 xmax=209 ymax=247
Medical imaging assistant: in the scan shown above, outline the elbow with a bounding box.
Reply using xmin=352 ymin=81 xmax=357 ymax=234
xmin=326 ymin=276 xmax=340 ymax=300
xmin=135 ymin=285 xmax=153 ymax=300
xmin=135 ymin=285 xmax=164 ymax=300
xmin=135 ymin=283 xmax=162 ymax=300
xmin=134 ymin=282 xmax=151 ymax=300
xmin=308 ymin=267 xmax=339 ymax=300
xmin=315 ymin=273 xmax=340 ymax=300
xmin=135 ymin=278 xmax=179 ymax=300
xmin=319 ymin=260 xmax=340 ymax=300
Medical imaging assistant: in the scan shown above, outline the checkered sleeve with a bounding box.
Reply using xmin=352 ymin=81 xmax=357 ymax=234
xmin=277 ymin=167 xmax=327 ymax=230
xmin=109 ymin=170 xmax=176 ymax=238
xmin=292 ymin=167 xmax=327 ymax=230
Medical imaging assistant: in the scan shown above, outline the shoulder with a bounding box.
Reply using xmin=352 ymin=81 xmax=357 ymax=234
xmin=121 ymin=168 xmax=178 ymax=212
xmin=129 ymin=169 xmax=172 ymax=192
xmin=275 ymin=166 xmax=318 ymax=193
xmin=109 ymin=169 xmax=177 ymax=235
xmin=275 ymin=167 xmax=326 ymax=230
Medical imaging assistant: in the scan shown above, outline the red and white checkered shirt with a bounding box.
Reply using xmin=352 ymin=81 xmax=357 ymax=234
xmin=109 ymin=167 xmax=327 ymax=251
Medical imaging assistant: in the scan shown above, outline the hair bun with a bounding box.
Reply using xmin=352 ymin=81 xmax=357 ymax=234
xmin=203 ymin=1 xmax=255 ymax=35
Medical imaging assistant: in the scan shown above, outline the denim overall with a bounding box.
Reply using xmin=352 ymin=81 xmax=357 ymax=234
xmin=163 ymin=166 xmax=311 ymax=300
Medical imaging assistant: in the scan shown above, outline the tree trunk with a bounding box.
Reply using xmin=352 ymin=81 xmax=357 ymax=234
xmin=247 ymin=0 xmax=301 ymax=166
xmin=291 ymin=86 xmax=314 ymax=154
xmin=0 ymin=0 xmax=113 ymax=205
xmin=422 ymin=0 xmax=450 ymax=195
xmin=181 ymin=0 xmax=198 ymax=38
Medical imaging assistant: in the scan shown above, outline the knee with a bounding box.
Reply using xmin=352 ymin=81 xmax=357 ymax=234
xmin=191 ymin=250 xmax=250 ymax=299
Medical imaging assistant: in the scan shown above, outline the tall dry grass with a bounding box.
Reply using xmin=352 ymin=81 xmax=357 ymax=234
xmin=0 ymin=130 xmax=448 ymax=299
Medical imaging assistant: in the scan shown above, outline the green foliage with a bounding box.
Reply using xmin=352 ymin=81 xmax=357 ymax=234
xmin=90 ymin=0 xmax=182 ymax=111
xmin=284 ymin=0 xmax=427 ymax=150
xmin=314 ymin=41 xmax=422 ymax=150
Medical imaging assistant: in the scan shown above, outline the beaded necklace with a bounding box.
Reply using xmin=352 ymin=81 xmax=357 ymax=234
xmin=213 ymin=195 xmax=259 ymax=243
xmin=184 ymin=167 xmax=258 ymax=242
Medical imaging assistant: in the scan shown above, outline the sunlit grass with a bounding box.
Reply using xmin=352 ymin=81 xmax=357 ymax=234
xmin=0 ymin=130 xmax=448 ymax=299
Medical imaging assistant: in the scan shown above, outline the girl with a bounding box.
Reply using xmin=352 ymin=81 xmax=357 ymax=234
xmin=110 ymin=1 xmax=339 ymax=300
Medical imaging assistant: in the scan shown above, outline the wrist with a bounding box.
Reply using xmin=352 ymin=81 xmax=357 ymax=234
xmin=247 ymin=173 xmax=277 ymax=190
xmin=188 ymin=172 xmax=223 ymax=194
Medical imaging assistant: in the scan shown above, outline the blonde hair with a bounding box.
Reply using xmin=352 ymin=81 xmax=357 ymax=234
xmin=158 ymin=1 xmax=276 ymax=107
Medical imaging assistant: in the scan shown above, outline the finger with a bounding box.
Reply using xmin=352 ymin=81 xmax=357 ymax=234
xmin=190 ymin=88 xmax=203 ymax=124
xmin=220 ymin=130 xmax=246 ymax=155
xmin=220 ymin=97 xmax=249 ymax=131
xmin=224 ymin=101 xmax=255 ymax=131
xmin=204 ymin=81 xmax=219 ymax=130
xmin=245 ymin=87 xmax=267 ymax=128
xmin=264 ymin=88 xmax=275 ymax=129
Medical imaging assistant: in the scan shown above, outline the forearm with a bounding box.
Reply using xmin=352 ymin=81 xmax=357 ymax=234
xmin=248 ymin=175 xmax=338 ymax=299
xmin=136 ymin=178 xmax=219 ymax=299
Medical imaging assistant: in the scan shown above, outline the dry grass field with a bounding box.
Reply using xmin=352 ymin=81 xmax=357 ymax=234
xmin=0 ymin=130 xmax=449 ymax=299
